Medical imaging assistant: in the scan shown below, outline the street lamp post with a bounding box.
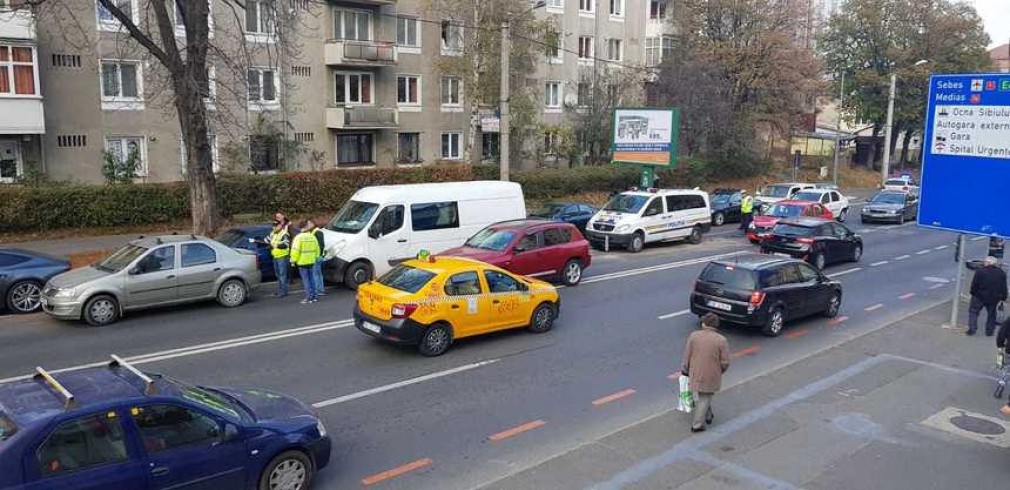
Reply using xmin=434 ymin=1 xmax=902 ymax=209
xmin=881 ymin=59 xmax=929 ymax=181
xmin=500 ymin=0 xmax=546 ymax=182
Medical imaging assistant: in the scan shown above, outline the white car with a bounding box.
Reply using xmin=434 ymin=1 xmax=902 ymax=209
xmin=882 ymin=178 xmax=919 ymax=196
xmin=791 ymin=188 xmax=852 ymax=222
xmin=584 ymin=188 xmax=712 ymax=253
xmin=755 ymin=182 xmax=818 ymax=206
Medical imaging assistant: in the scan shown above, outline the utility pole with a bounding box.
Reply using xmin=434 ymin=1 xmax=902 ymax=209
xmin=881 ymin=73 xmax=896 ymax=181
xmin=499 ymin=21 xmax=510 ymax=182
xmin=833 ymin=71 xmax=844 ymax=185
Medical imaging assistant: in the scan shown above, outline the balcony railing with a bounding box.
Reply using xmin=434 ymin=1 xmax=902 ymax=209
xmin=324 ymin=40 xmax=397 ymax=66
xmin=326 ymin=107 xmax=398 ymax=129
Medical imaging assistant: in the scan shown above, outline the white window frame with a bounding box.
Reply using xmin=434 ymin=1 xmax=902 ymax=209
xmin=440 ymin=76 xmax=462 ymax=112
xmin=578 ymin=0 xmax=594 ymax=16
xmin=244 ymin=0 xmax=275 ymax=43
xmin=333 ymin=71 xmax=374 ymax=106
xmin=578 ymin=36 xmax=594 ymax=64
xmin=649 ymin=0 xmax=667 ymax=20
xmin=546 ymin=0 xmax=564 ymax=13
xmin=441 ymin=132 xmax=462 ymax=160
xmin=609 ymin=0 xmax=624 ymax=19
xmin=180 ymin=134 xmax=220 ymax=175
xmin=607 ymin=38 xmax=622 ymax=61
xmin=545 ymin=30 xmax=563 ymax=64
xmin=0 ymin=45 xmax=39 ymax=98
xmin=396 ymin=74 xmax=421 ymax=111
xmin=247 ymin=67 xmax=280 ymax=111
xmin=396 ymin=16 xmax=421 ymax=54
xmin=100 ymin=59 xmax=144 ymax=111
xmin=397 ymin=132 xmax=422 ymax=165
xmin=174 ymin=0 xmax=214 ymax=38
xmin=545 ymin=81 xmax=562 ymax=112
xmin=440 ymin=20 xmax=463 ymax=56
xmin=105 ymin=136 xmax=148 ymax=177
xmin=202 ymin=65 xmax=217 ymax=110
xmin=96 ymin=0 xmax=139 ymax=32
xmin=332 ymin=7 xmax=373 ymax=41
xmin=544 ymin=131 xmax=561 ymax=156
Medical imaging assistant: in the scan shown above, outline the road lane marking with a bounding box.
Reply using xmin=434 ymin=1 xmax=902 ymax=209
xmin=870 ymin=261 xmax=889 ymax=267
xmin=658 ymin=309 xmax=691 ymax=320
xmin=916 ymin=249 xmax=931 ymax=255
xmin=731 ymin=345 xmax=761 ymax=359
xmin=582 ymin=252 xmax=745 ymax=285
xmin=865 ymin=303 xmax=884 ymax=312
xmin=489 ymin=420 xmax=547 ymax=442
xmin=929 ymin=283 xmax=946 ymax=290
xmin=361 ymin=458 xmax=433 ymax=486
xmin=827 ymin=316 xmax=849 ymax=326
xmin=895 ymin=255 xmax=910 ymax=260
xmin=784 ymin=328 xmax=809 ymax=339
xmin=935 ymin=245 xmax=949 ymax=250
xmin=899 ymin=293 xmax=916 ymax=300
xmin=828 ymin=267 xmax=862 ymax=278
xmin=312 ymin=359 xmax=499 ymax=408
xmin=593 ymin=389 xmax=637 ymax=406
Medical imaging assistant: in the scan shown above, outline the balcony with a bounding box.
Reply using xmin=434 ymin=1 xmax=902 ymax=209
xmin=326 ymin=107 xmax=398 ymax=130
xmin=324 ymin=40 xmax=397 ymax=67
xmin=0 ymin=9 xmax=36 ymax=40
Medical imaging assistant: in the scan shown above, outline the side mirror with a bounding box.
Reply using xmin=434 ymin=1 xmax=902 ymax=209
xmin=367 ymin=227 xmax=380 ymax=239
xmin=128 ymin=266 xmax=141 ymax=275
xmin=223 ymin=423 xmax=240 ymax=442
xmin=514 ymin=245 xmax=526 ymax=254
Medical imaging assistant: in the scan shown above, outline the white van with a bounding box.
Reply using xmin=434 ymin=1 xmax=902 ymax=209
xmin=584 ymin=188 xmax=712 ymax=253
xmin=319 ymin=181 xmax=525 ymax=288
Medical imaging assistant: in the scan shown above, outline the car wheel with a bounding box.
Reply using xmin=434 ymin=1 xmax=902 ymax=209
xmin=83 ymin=295 xmax=119 ymax=326
xmin=258 ymin=450 xmax=314 ymax=490
xmin=626 ymin=232 xmax=645 ymax=253
xmin=6 ymin=280 xmax=43 ymax=314
xmin=687 ymin=226 xmax=704 ymax=245
xmin=851 ymin=244 xmax=863 ymax=263
xmin=343 ymin=261 xmax=373 ymax=290
xmin=898 ymin=214 xmax=905 ymax=225
xmin=418 ymin=323 xmax=453 ymax=357
xmin=812 ymin=252 xmax=826 ymax=270
xmin=217 ymin=279 xmax=248 ymax=308
xmin=823 ymin=292 xmax=841 ymax=318
xmin=529 ymin=303 xmax=556 ymax=333
xmin=713 ymin=213 xmax=725 ymax=226
xmin=762 ymin=307 xmax=785 ymax=337
xmin=838 ymin=208 xmax=848 ymax=222
xmin=561 ymin=259 xmax=583 ymax=286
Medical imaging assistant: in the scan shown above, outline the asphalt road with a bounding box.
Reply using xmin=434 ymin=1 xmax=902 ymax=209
xmin=0 ymin=213 xmax=990 ymax=490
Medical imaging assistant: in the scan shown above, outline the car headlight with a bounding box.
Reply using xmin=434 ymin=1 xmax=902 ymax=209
xmin=316 ymin=420 xmax=327 ymax=438
xmin=52 ymin=287 xmax=78 ymax=299
xmin=748 ymin=223 xmax=756 ymax=230
xmin=615 ymin=224 xmax=631 ymax=233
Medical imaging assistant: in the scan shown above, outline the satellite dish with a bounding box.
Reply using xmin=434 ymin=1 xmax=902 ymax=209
xmin=563 ymin=93 xmax=578 ymax=106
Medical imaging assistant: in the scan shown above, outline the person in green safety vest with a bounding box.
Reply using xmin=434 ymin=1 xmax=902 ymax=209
xmin=739 ymin=190 xmax=754 ymax=232
xmin=290 ymin=220 xmax=322 ymax=304
xmin=266 ymin=220 xmax=291 ymax=298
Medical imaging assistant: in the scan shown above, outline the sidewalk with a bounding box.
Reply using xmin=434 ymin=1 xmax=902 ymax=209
xmin=483 ymin=302 xmax=1009 ymax=490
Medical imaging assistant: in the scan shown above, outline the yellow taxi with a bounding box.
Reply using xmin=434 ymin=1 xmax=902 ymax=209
xmin=353 ymin=253 xmax=561 ymax=356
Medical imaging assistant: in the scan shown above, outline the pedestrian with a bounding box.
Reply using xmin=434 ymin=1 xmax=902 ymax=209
xmin=680 ymin=313 xmax=731 ymax=432
xmin=290 ymin=220 xmax=321 ymax=304
xmin=968 ymin=256 xmax=1008 ymax=336
xmin=739 ymin=190 xmax=754 ymax=231
xmin=306 ymin=219 xmax=327 ymax=297
xmin=266 ymin=219 xmax=292 ymax=298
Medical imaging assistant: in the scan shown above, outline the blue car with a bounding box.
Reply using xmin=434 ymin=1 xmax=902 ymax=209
xmin=529 ymin=202 xmax=599 ymax=232
xmin=0 ymin=357 xmax=331 ymax=490
xmin=0 ymin=248 xmax=71 ymax=314
xmin=215 ymin=226 xmax=275 ymax=281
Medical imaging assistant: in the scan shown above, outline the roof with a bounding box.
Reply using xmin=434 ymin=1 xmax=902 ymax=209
xmin=774 ymin=200 xmax=819 ymax=207
xmin=488 ymin=218 xmax=569 ymax=231
xmin=776 ymin=217 xmax=834 ymax=227
xmin=400 ymin=256 xmax=493 ymax=274
xmin=620 ymin=188 xmax=707 ymax=197
xmin=712 ymin=188 xmax=741 ymax=194
xmin=765 ymin=182 xmax=816 ymax=187
xmin=130 ymin=234 xmax=210 ymax=248
xmin=712 ymin=253 xmax=793 ymax=269
xmin=352 ymin=181 xmax=522 ymax=203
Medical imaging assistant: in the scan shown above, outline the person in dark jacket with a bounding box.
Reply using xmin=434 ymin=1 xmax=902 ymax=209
xmin=968 ymin=256 xmax=1008 ymax=336
xmin=306 ymin=219 xmax=326 ymax=297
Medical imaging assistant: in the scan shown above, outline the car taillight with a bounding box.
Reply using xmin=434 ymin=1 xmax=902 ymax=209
xmin=391 ymin=303 xmax=418 ymax=318
xmin=749 ymin=291 xmax=766 ymax=306
xmin=795 ymin=237 xmax=815 ymax=244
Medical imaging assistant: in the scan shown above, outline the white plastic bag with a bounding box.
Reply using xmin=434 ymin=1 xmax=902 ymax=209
xmin=677 ymin=375 xmax=694 ymax=413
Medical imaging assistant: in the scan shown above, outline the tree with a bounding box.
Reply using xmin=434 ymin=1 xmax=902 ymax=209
xmin=567 ymin=66 xmax=647 ymax=166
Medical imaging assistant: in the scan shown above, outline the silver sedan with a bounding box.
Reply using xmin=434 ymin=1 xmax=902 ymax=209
xmin=42 ymin=235 xmax=261 ymax=326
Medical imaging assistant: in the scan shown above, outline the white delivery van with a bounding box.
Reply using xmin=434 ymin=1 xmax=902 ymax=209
xmin=584 ymin=188 xmax=712 ymax=253
xmin=319 ymin=181 xmax=525 ymax=288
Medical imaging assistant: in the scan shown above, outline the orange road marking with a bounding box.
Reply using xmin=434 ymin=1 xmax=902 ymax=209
xmin=361 ymin=458 xmax=433 ymax=486
xmin=899 ymin=293 xmax=916 ymax=300
xmin=488 ymin=420 xmax=546 ymax=442
xmin=828 ymin=315 xmax=849 ymax=326
xmin=592 ymin=389 xmax=637 ymax=406
xmin=731 ymin=345 xmax=761 ymax=358
xmin=784 ymin=328 xmax=809 ymax=339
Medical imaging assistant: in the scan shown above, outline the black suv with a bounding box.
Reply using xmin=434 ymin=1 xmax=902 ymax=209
xmin=760 ymin=218 xmax=862 ymax=270
xmin=690 ymin=254 xmax=843 ymax=336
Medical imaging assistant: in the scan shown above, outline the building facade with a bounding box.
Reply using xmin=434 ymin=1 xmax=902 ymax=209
xmin=0 ymin=0 xmax=673 ymax=184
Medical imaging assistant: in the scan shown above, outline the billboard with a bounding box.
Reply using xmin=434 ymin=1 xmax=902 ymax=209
xmin=918 ymin=74 xmax=1010 ymax=236
xmin=611 ymin=108 xmax=679 ymax=167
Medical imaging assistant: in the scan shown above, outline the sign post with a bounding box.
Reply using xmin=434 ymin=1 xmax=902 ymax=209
xmin=611 ymin=108 xmax=680 ymax=187
xmin=919 ymin=74 xmax=1010 ymax=328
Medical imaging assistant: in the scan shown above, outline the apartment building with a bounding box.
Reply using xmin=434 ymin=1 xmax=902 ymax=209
xmin=1 ymin=0 xmax=673 ymax=184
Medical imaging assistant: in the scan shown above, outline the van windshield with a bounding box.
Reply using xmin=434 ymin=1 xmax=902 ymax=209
xmin=603 ymin=194 xmax=649 ymax=214
xmin=328 ymin=200 xmax=379 ymax=234
xmin=0 ymin=410 xmax=17 ymax=442
xmin=700 ymin=263 xmax=755 ymax=290
xmin=96 ymin=244 xmax=148 ymax=272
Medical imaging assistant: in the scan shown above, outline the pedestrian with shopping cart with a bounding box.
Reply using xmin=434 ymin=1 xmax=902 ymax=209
xmin=967 ymin=256 xmax=1007 ymax=336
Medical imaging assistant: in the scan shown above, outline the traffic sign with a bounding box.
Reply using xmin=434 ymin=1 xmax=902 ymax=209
xmin=918 ymin=74 xmax=1010 ymax=236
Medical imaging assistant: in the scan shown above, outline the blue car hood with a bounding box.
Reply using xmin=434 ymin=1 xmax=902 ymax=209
xmin=212 ymin=387 xmax=316 ymax=423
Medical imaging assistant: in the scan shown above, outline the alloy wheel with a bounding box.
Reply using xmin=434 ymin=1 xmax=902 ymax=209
xmin=564 ymin=261 xmax=582 ymax=284
xmin=268 ymin=459 xmax=307 ymax=490
xmin=9 ymin=282 xmax=41 ymax=313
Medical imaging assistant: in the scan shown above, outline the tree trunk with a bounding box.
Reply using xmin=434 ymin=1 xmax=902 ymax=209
xmin=899 ymin=130 xmax=913 ymax=167
xmin=465 ymin=0 xmax=481 ymax=165
xmin=176 ymin=72 xmax=219 ymax=235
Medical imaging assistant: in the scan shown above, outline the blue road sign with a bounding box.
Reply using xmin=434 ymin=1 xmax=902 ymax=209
xmin=919 ymin=74 xmax=1010 ymax=236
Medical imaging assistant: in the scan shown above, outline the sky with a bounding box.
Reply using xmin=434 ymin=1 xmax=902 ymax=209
xmin=971 ymin=0 xmax=1010 ymax=48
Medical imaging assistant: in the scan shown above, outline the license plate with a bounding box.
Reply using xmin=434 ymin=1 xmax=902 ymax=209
xmin=773 ymin=252 xmax=791 ymax=258
xmin=361 ymin=322 xmax=381 ymax=334
xmin=706 ymin=300 xmax=732 ymax=311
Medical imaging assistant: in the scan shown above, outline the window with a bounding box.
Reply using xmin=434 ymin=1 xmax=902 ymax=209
xmin=577 ymin=82 xmax=590 ymax=106
xmin=797 ymin=262 xmax=821 ymax=282
xmin=174 ymin=0 xmax=213 ymax=37
xmin=249 ymin=135 xmax=280 ymax=171
xmin=665 ymin=194 xmax=707 ymax=211
xmin=445 ymin=270 xmax=481 ymax=296
xmin=179 ymin=134 xmax=220 ymax=174
xmin=643 ymin=197 xmax=664 ymax=215
xmin=333 ymin=8 xmax=371 ymax=40
xmin=440 ymin=21 xmax=463 ymax=54
xmin=830 ymin=191 xmax=840 ymax=202
xmin=396 ymin=16 xmax=419 ymax=47
xmin=544 ymin=131 xmax=561 ymax=155
xmin=484 ymin=270 xmax=521 ymax=293
xmin=371 ymin=205 xmax=404 ymax=236
xmin=545 ymin=81 xmax=561 ymax=108
xmin=132 ymin=404 xmax=220 ymax=453
xmin=245 ymin=0 xmax=274 ymax=36
xmin=440 ymin=76 xmax=461 ymax=106
xmin=336 ymin=134 xmax=374 ymax=166
xmin=546 ymin=0 xmax=563 ymax=9
xmin=482 ymin=133 xmax=499 ymax=160
xmin=37 ymin=413 xmax=128 ymax=475
xmin=645 ymin=36 xmax=674 ymax=66
xmin=579 ymin=0 xmax=593 ymax=13
xmin=545 ymin=28 xmax=561 ymax=60
xmin=543 ymin=227 xmax=571 ymax=246
xmin=607 ymin=39 xmax=622 ymax=61
xmin=411 ymin=201 xmax=459 ymax=231
xmin=441 ymin=132 xmax=461 ymax=160
xmin=334 ymin=72 xmax=372 ymax=105
xmin=397 ymin=133 xmax=421 ymax=163
xmin=578 ymin=36 xmax=594 ymax=61
xmin=649 ymin=0 xmax=667 ymax=19
xmin=609 ymin=0 xmax=623 ymax=16
xmin=378 ymin=265 xmax=436 ymax=293
xmin=96 ymin=0 xmax=135 ymax=30
xmin=137 ymin=245 xmax=175 ymax=273
xmin=247 ymin=68 xmax=278 ymax=105
xmin=100 ymin=61 xmax=140 ymax=100
xmin=0 ymin=46 xmax=37 ymax=96
xmin=105 ymin=136 xmax=146 ymax=176
xmin=199 ymin=66 xmax=216 ymax=104
xmin=517 ymin=233 xmax=540 ymax=251
xmin=397 ymin=75 xmax=420 ymax=106
xmin=181 ymin=243 xmax=217 ymax=267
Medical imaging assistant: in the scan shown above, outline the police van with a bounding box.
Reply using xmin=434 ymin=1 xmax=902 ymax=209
xmin=319 ymin=181 xmax=526 ymax=289
xmin=584 ymin=188 xmax=712 ymax=253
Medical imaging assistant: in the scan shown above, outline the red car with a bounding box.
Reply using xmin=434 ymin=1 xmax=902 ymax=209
xmin=747 ymin=200 xmax=833 ymax=243
xmin=441 ymin=219 xmax=592 ymax=285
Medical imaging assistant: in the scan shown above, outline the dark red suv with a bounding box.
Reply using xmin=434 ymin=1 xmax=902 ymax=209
xmin=440 ymin=219 xmax=592 ymax=285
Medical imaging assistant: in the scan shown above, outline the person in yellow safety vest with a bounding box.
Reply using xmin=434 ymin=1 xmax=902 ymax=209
xmin=739 ymin=190 xmax=754 ymax=232
xmin=290 ymin=221 xmax=322 ymax=304
xmin=266 ymin=220 xmax=291 ymax=298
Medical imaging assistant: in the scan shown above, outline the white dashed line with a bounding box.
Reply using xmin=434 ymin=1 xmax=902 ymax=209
xmin=865 ymin=303 xmax=884 ymax=312
xmin=934 ymin=245 xmax=948 ymax=250
xmin=929 ymin=283 xmax=946 ymax=290
xmin=870 ymin=261 xmax=889 ymax=267
xmin=312 ymin=359 xmax=500 ymax=408
xmin=916 ymin=249 xmax=931 ymax=255
xmin=658 ymin=309 xmax=692 ymax=320
xmin=895 ymin=255 xmax=910 ymax=260
xmin=828 ymin=267 xmax=862 ymax=278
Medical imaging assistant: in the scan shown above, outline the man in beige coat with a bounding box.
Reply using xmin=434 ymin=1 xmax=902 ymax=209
xmin=681 ymin=313 xmax=731 ymax=432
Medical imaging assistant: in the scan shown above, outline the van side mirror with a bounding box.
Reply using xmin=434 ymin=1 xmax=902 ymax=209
xmin=128 ymin=266 xmax=141 ymax=275
xmin=367 ymin=226 xmax=380 ymax=240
